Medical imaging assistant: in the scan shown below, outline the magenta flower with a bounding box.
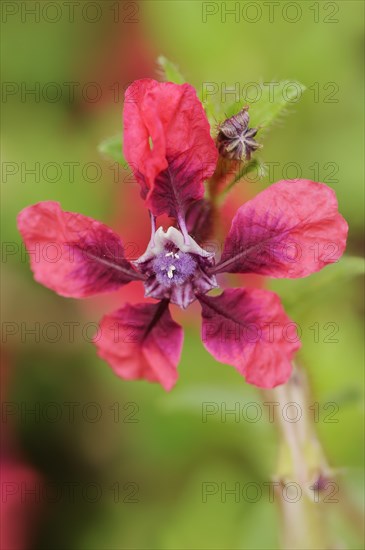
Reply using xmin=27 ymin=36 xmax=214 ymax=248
xmin=18 ymin=79 xmax=348 ymax=390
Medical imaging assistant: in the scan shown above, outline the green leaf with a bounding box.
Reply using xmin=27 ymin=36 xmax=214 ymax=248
xmin=98 ymin=134 xmax=124 ymax=164
xmin=157 ymin=55 xmax=185 ymax=84
xmin=243 ymin=80 xmax=306 ymax=131
xmin=202 ymin=80 xmax=306 ymax=134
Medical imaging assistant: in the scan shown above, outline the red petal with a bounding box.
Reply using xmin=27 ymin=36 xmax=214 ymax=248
xmin=95 ymin=301 xmax=183 ymax=391
xmin=17 ymin=202 xmax=140 ymax=298
xmin=215 ymin=180 xmax=348 ymax=278
xmin=123 ymin=79 xmax=218 ymax=218
xmin=199 ymin=288 xmax=300 ymax=388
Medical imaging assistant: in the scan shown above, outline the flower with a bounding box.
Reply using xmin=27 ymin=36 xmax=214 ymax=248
xmin=17 ymin=79 xmax=348 ymax=390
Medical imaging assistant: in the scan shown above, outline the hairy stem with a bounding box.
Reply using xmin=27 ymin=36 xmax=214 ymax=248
xmin=262 ymin=365 xmax=334 ymax=549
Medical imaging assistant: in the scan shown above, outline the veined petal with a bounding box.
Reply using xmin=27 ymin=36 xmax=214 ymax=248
xmin=95 ymin=301 xmax=183 ymax=391
xmin=199 ymin=288 xmax=300 ymax=388
xmin=214 ymin=180 xmax=348 ymax=278
xmin=17 ymin=201 xmax=141 ymax=298
xmin=123 ymin=79 xmax=218 ymax=219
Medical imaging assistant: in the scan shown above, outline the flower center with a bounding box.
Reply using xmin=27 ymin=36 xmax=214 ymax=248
xmin=134 ymin=226 xmax=218 ymax=308
xmin=152 ymin=249 xmax=197 ymax=287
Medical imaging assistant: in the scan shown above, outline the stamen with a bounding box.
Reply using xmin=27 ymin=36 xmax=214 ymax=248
xmin=151 ymin=249 xmax=197 ymax=287
xmin=167 ymin=265 xmax=176 ymax=279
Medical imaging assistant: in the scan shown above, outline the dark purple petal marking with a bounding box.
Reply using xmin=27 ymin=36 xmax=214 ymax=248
xmin=198 ymin=288 xmax=300 ymax=388
xmin=212 ymin=180 xmax=348 ymax=279
xmin=95 ymin=300 xmax=183 ymax=391
xmin=17 ymin=201 xmax=143 ymax=298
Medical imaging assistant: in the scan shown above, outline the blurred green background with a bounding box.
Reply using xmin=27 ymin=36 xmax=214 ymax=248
xmin=1 ymin=1 xmax=364 ymax=549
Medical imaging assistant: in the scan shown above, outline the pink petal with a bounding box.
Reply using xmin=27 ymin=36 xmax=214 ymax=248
xmin=215 ymin=180 xmax=348 ymax=278
xmin=17 ymin=201 xmax=141 ymax=298
xmin=199 ymin=288 xmax=300 ymax=388
xmin=123 ymin=79 xmax=218 ymax=219
xmin=95 ymin=300 xmax=183 ymax=391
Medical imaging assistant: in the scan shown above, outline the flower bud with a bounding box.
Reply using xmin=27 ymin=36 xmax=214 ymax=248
xmin=216 ymin=106 xmax=262 ymax=161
